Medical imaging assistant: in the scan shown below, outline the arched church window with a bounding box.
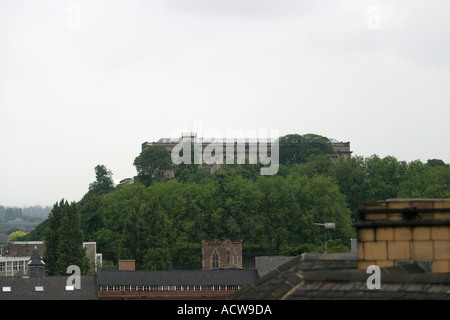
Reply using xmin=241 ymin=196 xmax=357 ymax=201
xmin=212 ymin=251 xmax=219 ymax=269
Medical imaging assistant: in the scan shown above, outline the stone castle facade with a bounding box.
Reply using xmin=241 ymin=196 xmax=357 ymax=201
xmin=141 ymin=134 xmax=352 ymax=176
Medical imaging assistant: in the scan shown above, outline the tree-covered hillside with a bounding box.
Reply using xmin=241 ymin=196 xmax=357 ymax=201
xmin=22 ymin=134 xmax=450 ymax=270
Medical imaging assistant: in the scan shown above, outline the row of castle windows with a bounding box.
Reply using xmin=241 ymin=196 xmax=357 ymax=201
xmin=98 ymin=285 xmax=241 ymax=292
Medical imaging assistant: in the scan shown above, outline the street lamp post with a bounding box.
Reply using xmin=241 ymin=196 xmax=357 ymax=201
xmin=314 ymin=222 xmax=336 ymax=253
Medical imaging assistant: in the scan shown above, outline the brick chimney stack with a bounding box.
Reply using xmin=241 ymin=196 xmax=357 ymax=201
xmin=118 ymin=260 xmax=135 ymax=271
xmin=354 ymin=199 xmax=450 ymax=273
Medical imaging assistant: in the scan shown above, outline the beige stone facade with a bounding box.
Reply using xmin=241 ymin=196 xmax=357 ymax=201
xmin=330 ymin=141 xmax=352 ymax=163
xmin=142 ymin=135 xmax=352 ymax=173
xmin=355 ymin=199 xmax=450 ymax=273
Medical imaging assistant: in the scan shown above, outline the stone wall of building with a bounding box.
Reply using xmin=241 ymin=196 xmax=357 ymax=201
xmin=142 ymin=136 xmax=352 ymax=172
xmin=6 ymin=241 xmax=45 ymax=257
xmin=355 ymin=199 xmax=450 ymax=273
xmin=202 ymin=239 xmax=243 ymax=270
xmin=331 ymin=141 xmax=352 ymax=163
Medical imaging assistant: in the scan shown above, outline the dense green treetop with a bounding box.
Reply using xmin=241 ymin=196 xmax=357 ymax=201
xmin=43 ymin=199 xmax=90 ymax=276
xmin=134 ymin=145 xmax=173 ymax=186
xmin=279 ymin=133 xmax=334 ymax=165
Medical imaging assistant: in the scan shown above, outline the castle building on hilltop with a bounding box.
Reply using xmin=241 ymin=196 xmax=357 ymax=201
xmin=328 ymin=138 xmax=352 ymax=163
xmin=141 ymin=133 xmax=352 ymax=176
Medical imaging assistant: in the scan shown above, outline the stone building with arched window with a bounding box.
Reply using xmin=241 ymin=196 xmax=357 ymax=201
xmin=201 ymin=239 xmax=243 ymax=270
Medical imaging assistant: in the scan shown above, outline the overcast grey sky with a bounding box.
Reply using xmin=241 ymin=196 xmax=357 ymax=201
xmin=1 ymin=0 xmax=449 ymax=207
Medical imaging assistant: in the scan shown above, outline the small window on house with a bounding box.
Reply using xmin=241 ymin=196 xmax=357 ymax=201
xmin=2 ymin=287 xmax=11 ymax=293
xmin=212 ymin=251 xmax=219 ymax=269
xmin=35 ymin=286 xmax=44 ymax=292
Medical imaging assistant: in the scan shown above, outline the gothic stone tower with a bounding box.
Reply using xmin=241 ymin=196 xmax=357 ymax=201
xmin=201 ymin=239 xmax=243 ymax=270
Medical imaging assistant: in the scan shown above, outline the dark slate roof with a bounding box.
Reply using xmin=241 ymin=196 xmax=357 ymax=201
xmin=255 ymin=253 xmax=357 ymax=278
xmin=0 ymin=276 xmax=98 ymax=300
xmin=255 ymin=256 xmax=296 ymax=278
xmin=98 ymin=269 xmax=258 ymax=286
xmin=229 ymin=253 xmax=450 ymax=300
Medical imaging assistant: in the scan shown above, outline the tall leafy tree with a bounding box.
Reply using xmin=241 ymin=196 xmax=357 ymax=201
xmin=134 ymin=145 xmax=173 ymax=186
xmin=8 ymin=231 xmax=28 ymax=241
xmin=98 ymin=183 xmax=173 ymax=270
xmin=88 ymin=164 xmax=115 ymax=195
xmin=43 ymin=200 xmax=90 ymax=276
xmin=79 ymin=165 xmax=115 ymax=241
xmin=257 ymin=175 xmax=298 ymax=253
xmin=398 ymin=164 xmax=450 ymax=198
xmin=98 ymin=183 xmax=148 ymax=257
xmin=427 ymin=159 xmax=448 ymax=168
xmin=136 ymin=202 xmax=172 ymax=270
xmin=333 ymin=156 xmax=369 ymax=222
xmin=302 ymin=134 xmax=334 ymax=158
xmin=279 ymin=133 xmax=333 ymax=165
xmin=364 ymin=155 xmax=407 ymax=201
